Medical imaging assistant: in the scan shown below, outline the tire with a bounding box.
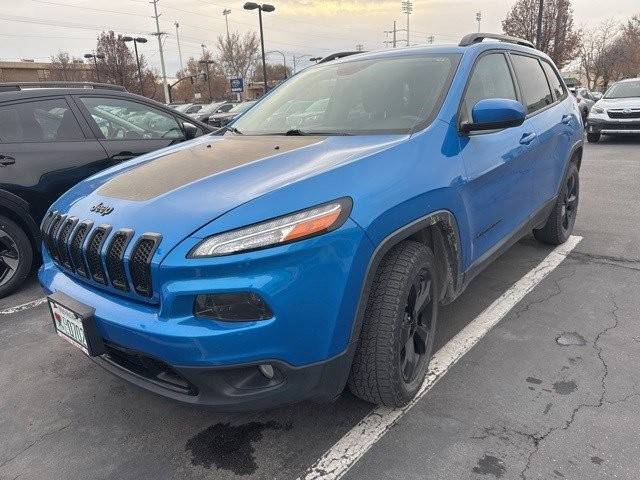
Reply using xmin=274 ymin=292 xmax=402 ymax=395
xmin=533 ymin=163 xmax=579 ymax=245
xmin=0 ymin=215 xmax=33 ymax=298
xmin=587 ymin=132 xmax=600 ymax=143
xmin=348 ymin=240 xmax=439 ymax=407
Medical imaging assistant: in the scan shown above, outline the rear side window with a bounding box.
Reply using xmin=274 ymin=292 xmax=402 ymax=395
xmin=540 ymin=61 xmax=566 ymax=100
xmin=0 ymin=98 xmax=84 ymax=143
xmin=511 ymin=55 xmax=554 ymax=114
xmin=461 ymin=53 xmax=517 ymax=124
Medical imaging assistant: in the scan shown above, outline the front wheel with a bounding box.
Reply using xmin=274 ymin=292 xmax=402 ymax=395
xmin=587 ymin=131 xmax=600 ymax=143
xmin=533 ymin=163 xmax=579 ymax=245
xmin=0 ymin=215 xmax=33 ymax=298
xmin=348 ymin=240 xmax=438 ymax=407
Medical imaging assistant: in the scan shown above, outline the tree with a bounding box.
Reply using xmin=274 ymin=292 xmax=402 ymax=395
xmin=217 ymin=31 xmax=259 ymax=80
xmin=579 ymin=20 xmax=619 ymax=90
xmin=50 ymin=52 xmax=89 ymax=81
xmin=172 ymin=49 xmax=228 ymax=103
xmin=252 ymin=62 xmax=292 ymax=82
xmin=94 ymin=31 xmax=160 ymax=99
xmin=502 ymin=0 xmax=581 ymax=69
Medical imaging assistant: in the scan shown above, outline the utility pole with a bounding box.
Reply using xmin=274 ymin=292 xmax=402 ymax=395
xmin=476 ymin=11 xmax=482 ymax=33
xmin=175 ymin=22 xmax=183 ymax=71
xmin=536 ymin=0 xmax=544 ymax=48
xmin=427 ymin=35 xmax=434 ymax=44
xmin=222 ymin=9 xmax=231 ymax=39
xmin=401 ymin=1 xmax=412 ymax=46
xmin=355 ymin=43 xmax=364 ymax=52
xmin=150 ymin=0 xmax=170 ymax=104
xmin=201 ymin=43 xmax=206 ymax=56
xmin=384 ymin=21 xmax=404 ymax=48
xmin=393 ymin=20 xmax=397 ymax=48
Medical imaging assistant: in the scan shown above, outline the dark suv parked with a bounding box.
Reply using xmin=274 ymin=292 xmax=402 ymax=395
xmin=0 ymin=82 xmax=212 ymax=297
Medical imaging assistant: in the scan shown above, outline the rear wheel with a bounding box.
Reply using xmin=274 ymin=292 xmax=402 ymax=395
xmin=348 ymin=240 xmax=438 ymax=407
xmin=0 ymin=215 xmax=32 ymax=298
xmin=587 ymin=131 xmax=600 ymax=143
xmin=533 ymin=163 xmax=579 ymax=245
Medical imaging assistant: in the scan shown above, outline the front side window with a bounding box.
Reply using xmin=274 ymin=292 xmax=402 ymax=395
xmin=540 ymin=61 xmax=567 ymax=100
xmin=604 ymin=80 xmax=640 ymax=99
xmin=511 ymin=55 xmax=554 ymax=114
xmin=0 ymin=98 xmax=83 ymax=143
xmin=232 ymin=54 xmax=461 ymax=135
xmin=461 ymin=53 xmax=517 ymax=124
xmin=80 ymin=97 xmax=185 ymax=140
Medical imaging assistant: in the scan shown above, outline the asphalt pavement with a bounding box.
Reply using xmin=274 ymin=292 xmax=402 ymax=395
xmin=1 ymin=134 xmax=639 ymax=480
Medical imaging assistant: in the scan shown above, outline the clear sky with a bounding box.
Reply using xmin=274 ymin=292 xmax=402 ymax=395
xmin=0 ymin=0 xmax=638 ymax=78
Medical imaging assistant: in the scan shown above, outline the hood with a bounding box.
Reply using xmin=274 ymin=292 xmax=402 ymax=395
xmin=53 ymin=133 xmax=405 ymax=251
xmin=596 ymin=97 xmax=640 ymax=110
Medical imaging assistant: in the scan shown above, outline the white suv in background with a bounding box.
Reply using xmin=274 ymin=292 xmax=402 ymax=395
xmin=587 ymin=78 xmax=640 ymax=143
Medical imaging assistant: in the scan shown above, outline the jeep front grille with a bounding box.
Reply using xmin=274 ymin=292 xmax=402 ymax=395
xmin=40 ymin=213 xmax=161 ymax=299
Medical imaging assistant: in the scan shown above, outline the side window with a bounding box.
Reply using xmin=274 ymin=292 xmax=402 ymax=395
xmin=0 ymin=98 xmax=84 ymax=143
xmin=511 ymin=55 xmax=554 ymax=114
xmin=79 ymin=97 xmax=185 ymax=141
xmin=461 ymin=53 xmax=517 ymax=124
xmin=540 ymin=61 xmax=567 ymax=100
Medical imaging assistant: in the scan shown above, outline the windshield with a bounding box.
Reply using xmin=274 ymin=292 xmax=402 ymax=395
xmin=230 ymin=101 xmax=256 ymax=113
xmin=604 ymin=80 xmax=640 ymax=99
xmin=232 ymin=54 xmax=460 ymax=135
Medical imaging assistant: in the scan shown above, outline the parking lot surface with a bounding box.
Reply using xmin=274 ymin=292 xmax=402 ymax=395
xmin=1 ymin=135 xmax=639 ymax=480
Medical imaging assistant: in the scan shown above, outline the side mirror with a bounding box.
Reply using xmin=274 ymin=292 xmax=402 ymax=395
xmin=182 ymin=122 xmax=198 ymax=140
xmin=461 ymin=98 xmax=526 ymax=133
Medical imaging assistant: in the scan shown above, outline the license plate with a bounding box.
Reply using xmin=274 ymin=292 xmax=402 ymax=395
xmin=48 ymin=292 xmax=104 ymax=356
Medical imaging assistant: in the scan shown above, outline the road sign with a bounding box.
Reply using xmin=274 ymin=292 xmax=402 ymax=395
xmin=230 ymin=77 xmax=244 ymax=93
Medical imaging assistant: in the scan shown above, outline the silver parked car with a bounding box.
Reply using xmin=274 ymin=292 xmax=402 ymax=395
xmin=587 ymin=78 xmax=640 ymax=143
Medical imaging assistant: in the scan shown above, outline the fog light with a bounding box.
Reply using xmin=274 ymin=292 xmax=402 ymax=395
xmin=193 ymin=292 xmax=273 ymax=321
xmin=258 ymin=364 xmax=274 ymax=379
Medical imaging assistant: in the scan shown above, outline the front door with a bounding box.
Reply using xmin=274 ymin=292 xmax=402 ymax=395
xmin=73 ymin=96 xmax=188 ymax=164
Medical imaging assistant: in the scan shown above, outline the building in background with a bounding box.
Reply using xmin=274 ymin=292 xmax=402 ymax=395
xmin=0 ymin=59 xmax=92 ymax=83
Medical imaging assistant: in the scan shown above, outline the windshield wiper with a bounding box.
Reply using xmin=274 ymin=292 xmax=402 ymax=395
xmin=226 ymin=126 xmax=243 ymax=135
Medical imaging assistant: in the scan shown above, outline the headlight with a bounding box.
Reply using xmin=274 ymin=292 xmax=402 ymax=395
xmin=593 ymin=107 xmax=605 ymax=114
xmin=189 ymin=197 xmax=352 ymax=258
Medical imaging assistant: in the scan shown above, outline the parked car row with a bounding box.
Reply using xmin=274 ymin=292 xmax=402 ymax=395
xmin=0 ymin=82 xmax=213 ymax=297
xmin=586 ymin=77 xmax=640 ymax=143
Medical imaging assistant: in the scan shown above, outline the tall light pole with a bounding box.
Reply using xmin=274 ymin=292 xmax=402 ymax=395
xmin=123 ymin=36 xmax=147 ymax=95
xmin=174 ymin=22 xmax=184 ymax=71
xmin=84 ymin=53 xmax=105 ymax=83
xmin=536 ymin=0 xmax=544 ymax=48
xmin=199 ymin=59 xmax=215 ymax=100
xmin=222 ymin=9 xmax=231 ymax=39
xmin=244 ymin=2 xmax=275 ymax=95
xmin=401 ymin=1 xmax=412 ymax=46
xmin=476 ymin=11 xmax=482 ymax=32
xmin=150 ymin=0 xmax=170 ymax=104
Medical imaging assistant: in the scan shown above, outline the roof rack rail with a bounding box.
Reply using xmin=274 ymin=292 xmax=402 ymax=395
xmin=317 ymin=51 xmax=364 ymax=63
xmin=0 ymin=82 xmax=126 ymax=93
xmin=459 ymin=33 xmax=535 ymax=49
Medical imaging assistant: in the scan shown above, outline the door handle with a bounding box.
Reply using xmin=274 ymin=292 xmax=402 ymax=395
xmin=561 ymin=114 xmax=572 ymax=125
xmin=0 ymin=154 xmax=15 ymax=166
xmin=519 ymin=133 xmax=537 ymax=145
xmin=110 ymin=151 xmax=135 ymax=161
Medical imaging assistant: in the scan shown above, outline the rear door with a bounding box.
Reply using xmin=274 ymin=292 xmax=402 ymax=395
xmin=0 ymin=96 xmax=109 ymax=222
xmin=73 ymin=96 xmax=190 ymax=163
xmin=458 ymin=52 xmax=540 ymax=261
xmin=510 ymin=54 xmax=569 ymax=205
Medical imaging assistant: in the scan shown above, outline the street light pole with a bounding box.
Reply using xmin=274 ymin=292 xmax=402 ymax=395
xmin=476 ymin=11 xmax=482 ymax=33
xmin=536 ymin=0 xmax=544 ymax=48
xmin=124 ymin=36 xmax=147 ymax=95
xmin=84 ymin=53 xmax=105 ymax=83
xmin=222 ymin=9 xmax=231 ymax=39
xmin=244 ymin=3 xmax=275 ymax=95
xmin=150 ymin=0 xmax=170 ymax=104
xmin=199 ymin=60 xmax=216 ymax=100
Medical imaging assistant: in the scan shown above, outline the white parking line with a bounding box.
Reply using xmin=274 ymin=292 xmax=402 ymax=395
xmin=301 ymin=235 xmax=582 ymax=480
xmin=0 ymin=297 xmax=48 ymax=315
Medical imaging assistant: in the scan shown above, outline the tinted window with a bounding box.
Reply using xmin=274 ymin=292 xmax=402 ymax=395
xmin=233 ymin=54 xmax=461 ymax=135
xmin=461 ymin=53 xmax=517 ymax=123
xmin=511 ymin=55 xmax=554 ymax=113
xmin=80 ymin=97 xmax=185 ymax=140
xmin=540 ymin=61 xmax=566 ymax=100
xmin=0 ymin=98 xmax=83 ymax=143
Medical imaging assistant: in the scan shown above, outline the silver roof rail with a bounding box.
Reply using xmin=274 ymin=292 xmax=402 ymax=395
xmin=0 ymin=82 xmax=126 ymax=93
xmin=459 ymin=33 xmax=535 ymax=49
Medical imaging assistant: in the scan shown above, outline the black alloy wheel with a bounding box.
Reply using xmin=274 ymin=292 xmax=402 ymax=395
xmin=0 ymin=228 xmax=19 ymax=289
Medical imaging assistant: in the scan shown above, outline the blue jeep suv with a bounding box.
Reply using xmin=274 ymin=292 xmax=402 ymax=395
xmin=39 ymin=34 xmax=583 ymax=410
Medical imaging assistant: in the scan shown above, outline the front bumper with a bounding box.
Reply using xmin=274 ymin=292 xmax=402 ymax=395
xmin=39 ymin=219 xmax=373 ymax=408
xmin=587 ymin=117 xmax=640 ymax=133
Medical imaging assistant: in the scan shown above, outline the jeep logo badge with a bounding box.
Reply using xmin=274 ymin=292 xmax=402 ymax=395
xmin=90 ymin=202 xmax=114 ymax=216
